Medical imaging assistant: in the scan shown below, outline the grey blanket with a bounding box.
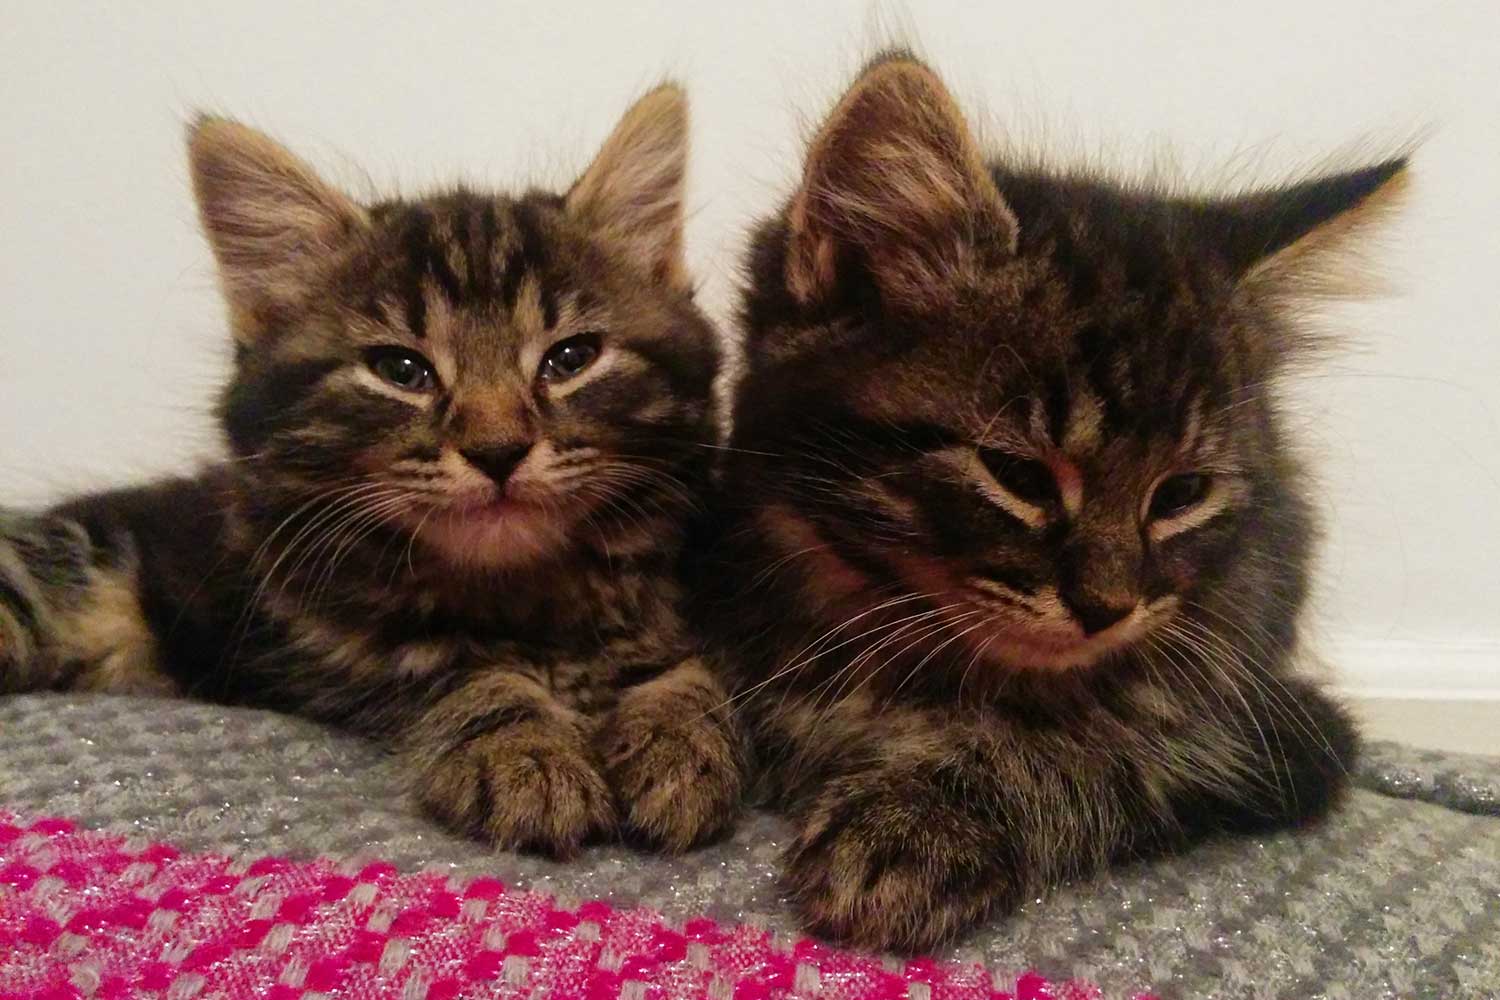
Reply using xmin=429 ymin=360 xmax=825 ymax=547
xmin=1 ymin=693 xmax=1497 ymax=999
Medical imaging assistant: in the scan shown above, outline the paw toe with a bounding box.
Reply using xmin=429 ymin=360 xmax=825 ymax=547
xmin=419 ymin=736 xmax=614 ymax=858
xmin=604 ymin=724 xmax=742 ymax=852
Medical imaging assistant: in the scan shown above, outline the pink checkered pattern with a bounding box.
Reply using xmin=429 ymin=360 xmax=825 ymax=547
xmin=0 ymin=815 xmax=1154 ymax=999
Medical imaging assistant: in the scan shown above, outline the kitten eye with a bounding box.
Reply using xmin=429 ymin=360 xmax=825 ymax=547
xmin=890 ymin=421 xmax=964 ymax=452
xmin=977 ymin=449 xmax=1057 ymax=504
xmin=1149 ymin=473 xmax=1210 ymax=519
xmin=540 ymin=333 xmax=601 ymax=381
xmin=367 ymin=348 xmax=437 ymax=392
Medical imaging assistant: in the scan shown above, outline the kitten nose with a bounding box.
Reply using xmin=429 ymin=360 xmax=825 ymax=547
xmin=461 ymin=443 xmax=532 ymax=486
xmin=1067 ymin=599 xmax=1134 ymax=636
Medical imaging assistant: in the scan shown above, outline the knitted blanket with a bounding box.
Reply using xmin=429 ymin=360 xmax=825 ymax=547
xmin=2 ymin=694 xmax=1498 ymax=998
xmin=0 ymin=814 xmax=1126 ymax=1000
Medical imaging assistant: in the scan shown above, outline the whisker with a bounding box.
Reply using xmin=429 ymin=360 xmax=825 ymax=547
xmin=695 ymin=592 xmax=933 ymax=721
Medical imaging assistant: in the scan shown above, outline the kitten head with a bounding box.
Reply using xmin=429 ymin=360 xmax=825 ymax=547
xmin=191 ymin=87 xmax=718 ymax=569
xmin=732 ymin=55 xmax=1407 ymax=674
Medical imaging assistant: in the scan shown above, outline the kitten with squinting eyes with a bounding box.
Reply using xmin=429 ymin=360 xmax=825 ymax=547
xmin=695 ymin=53 xmax=1405 ymax=949
xmin=0 ymin=86 xmax=745 ymax=857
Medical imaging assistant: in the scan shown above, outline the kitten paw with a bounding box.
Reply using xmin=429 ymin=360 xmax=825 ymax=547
xmin=782 ymin=775 xmax=1019 ymax=951
xmin=600 ymin=696 xmax=743 ymax=853
xmin=416 ymin=724 xmax=615 ymax=858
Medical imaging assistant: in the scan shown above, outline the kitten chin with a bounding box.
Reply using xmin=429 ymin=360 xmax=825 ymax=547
xmin=414 ymin=502 xmax=574 ymax=570
xmin=953 ymin=604 xmax=1169 ymax=672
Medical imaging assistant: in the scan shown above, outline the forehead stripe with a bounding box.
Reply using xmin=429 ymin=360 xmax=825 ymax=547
xmin=370 ymin=194 xmax=571 ymax=340
xmin=397 ymin=205 xmax=465 ymax=337
xmin=540 ymin=286 xmax=559 ymax=330
xmin=425 ymin=232 xmax=465 ymax=306
xmin=497 ymin=201 xmax=550 ymax=312
xmin=461 ymin=200 xmax=497 ymax=300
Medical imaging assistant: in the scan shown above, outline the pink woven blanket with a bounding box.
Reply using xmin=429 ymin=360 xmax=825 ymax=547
xmin=0 ymin=815 xmax=1153 ymax=999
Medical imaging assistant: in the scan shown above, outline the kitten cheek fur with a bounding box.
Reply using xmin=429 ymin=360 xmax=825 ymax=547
xmin=0 ymin=86 xmax=747 ymax=859
xmin=698 ymin=52 xmax=1405 ymax=950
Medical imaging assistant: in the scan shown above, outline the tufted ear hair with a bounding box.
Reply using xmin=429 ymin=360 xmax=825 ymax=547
xmin=1203 ymin=157 xmax=1411 ymax=295
xmin=567 ymin=83 xmax=691 ymax=291
xmin=188 ymin=115 xmax=365 ymax=344
xmin=785 ymin=53 xmax=1018 ymax=310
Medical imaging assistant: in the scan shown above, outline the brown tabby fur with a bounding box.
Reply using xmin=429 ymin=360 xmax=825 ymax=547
xmin=692 ymin=53 xmax=1407 ymax=950
xmin=0 ymin=86 xmax=745 ymax=857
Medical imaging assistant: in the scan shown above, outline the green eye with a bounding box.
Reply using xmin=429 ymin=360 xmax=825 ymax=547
xmin=367 ymin=348 xmax=437 ymax=392
xmin=540 ymin=333 xmax=601 ymax=381
xmin=1150 ymin=473 xmax=1210 ymax=519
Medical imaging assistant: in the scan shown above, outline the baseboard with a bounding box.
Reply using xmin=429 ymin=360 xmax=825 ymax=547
xmin=1323 ymin=637 xmax=1500 ymax=701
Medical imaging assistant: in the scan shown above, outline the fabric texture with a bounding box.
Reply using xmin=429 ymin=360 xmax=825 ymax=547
xmin=1 ymin=693 xmax=1498 ymax=999
xmin=0 ymin=815 xmax=1121 ymax=1000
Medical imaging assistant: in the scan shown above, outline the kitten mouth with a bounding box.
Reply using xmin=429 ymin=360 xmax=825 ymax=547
xmin=441 ymin=480 xmax=568 ymax=520
xmin=449 ymin=495 xmax=541 ymax=522
xmin=974 ymin=624 xmax=1139 ymax=672
xmin=948 ymin=585 xmax=1168 ymax=672
xmin=413 ymin=494 xmax=570 ymax=569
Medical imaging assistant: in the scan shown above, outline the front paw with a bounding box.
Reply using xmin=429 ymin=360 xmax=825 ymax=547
xmin=1224 ymin=680 xmax=1362 ymax=832
xmin=599 ymin=699 xmax=744 ymax=853
xmin=783 ymin=775 xmax=1019 ymax=952
xmin=416 ymin=724 xmax=615 ymax=858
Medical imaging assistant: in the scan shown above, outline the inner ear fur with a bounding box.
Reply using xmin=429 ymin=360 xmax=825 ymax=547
xmin=188 ymin=115 xmax=365 ymax=343
xmin=785 ymin=54 xmax=1018 ymax=308
xmin=566 ymin=83 xmax=692 ymax=291
xmin=1212 ymin=157 xmax=1412 ymax=297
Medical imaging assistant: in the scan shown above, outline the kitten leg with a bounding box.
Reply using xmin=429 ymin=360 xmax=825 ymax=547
xmin=766 ymin=695 xmax=1128 ymax=952
xmin=597 ymin=656 xmax=747 ymax=852
xmin=0 ymin=510 xmax=170 ymax=694
xmin=1169 ymin=676 xmax=1359 ymax=837
xmin=405 ymin=670 xmax=615 ymax=858
xmin=772 ymin=680 xmax=1357 ymax=951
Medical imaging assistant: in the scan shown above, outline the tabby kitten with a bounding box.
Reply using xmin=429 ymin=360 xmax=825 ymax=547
xmin=698 ymin=54 xmax=1405 ymax=949
xmin=0 ymin=86 xmax=745 ymax=856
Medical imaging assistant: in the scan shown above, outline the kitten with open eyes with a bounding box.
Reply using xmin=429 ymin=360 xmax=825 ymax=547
xmin=695 ymin=54 xmax=1404 ymax=949
xmin=0 ymin=86 xmax=745 ymax=856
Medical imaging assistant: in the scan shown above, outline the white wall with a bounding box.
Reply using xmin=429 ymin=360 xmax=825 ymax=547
xmin=2 ymin=2 xmax=1497 ymax=695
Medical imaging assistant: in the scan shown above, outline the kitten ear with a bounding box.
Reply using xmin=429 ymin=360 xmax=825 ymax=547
xmin=566 ymin=84 xmax=690 ymax=290
xmin=1210 ymin=157 xmax=1411 ymax=293
xmin=786 ymin=54 xmax=1018 ymax=308
xmin=188 ymin=115 xmax=365 ymax=342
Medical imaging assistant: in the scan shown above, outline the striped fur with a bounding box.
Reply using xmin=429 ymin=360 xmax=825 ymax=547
xmin=0 ymin=87 xmax=745 ymax=857
xmin=694 ymin=54 xmax=1404 ymax=949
